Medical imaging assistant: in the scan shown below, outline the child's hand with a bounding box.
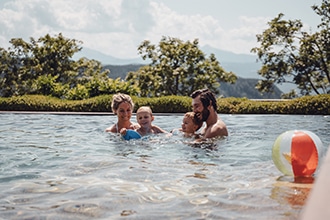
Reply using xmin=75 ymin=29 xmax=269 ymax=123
xmin=120 ymin=128 xmax=127 ymax=135
xmin=130 ymin=124 xmax=140 ymax=130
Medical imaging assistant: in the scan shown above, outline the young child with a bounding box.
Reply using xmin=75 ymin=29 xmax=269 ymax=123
xmin=172 ymin=112 xmax=203 ymax=138
xmin=120 ymin=106 xmax=167 ymax=137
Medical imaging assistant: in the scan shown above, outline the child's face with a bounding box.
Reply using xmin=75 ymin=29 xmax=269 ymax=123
xmin=181 ymin=116 xmax=197 ymax=134
xmin=136 ymin=112 xmax=153 ymax=128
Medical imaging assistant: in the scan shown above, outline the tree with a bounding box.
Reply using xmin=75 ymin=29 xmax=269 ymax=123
xmin=126 ymin=37 xmax=237 ymax=97
xmin=0 ymin=33 xmax=82 ymax=96
xmin=0 ymin=33 xmax=137 ymax=99
xmin=0 ymin=47 xmax=21 ymax=96
xmin=251 ymin=0 xmax=330 ymax=97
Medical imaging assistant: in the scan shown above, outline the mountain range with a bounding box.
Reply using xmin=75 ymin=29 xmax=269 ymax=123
xmin=74 ymin=46 xmax=291 ymax=98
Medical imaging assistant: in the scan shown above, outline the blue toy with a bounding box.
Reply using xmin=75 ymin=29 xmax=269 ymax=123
xmin=122 ymin=129 xmax=142 ymax=140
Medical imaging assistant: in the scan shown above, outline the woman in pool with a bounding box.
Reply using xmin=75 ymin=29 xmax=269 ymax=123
xmin=120 ymin=106 xmax=168 ymax=137
xmin=172 ymin=112 xmax=203 ymax=138
xmin=105 ymin=93 xmax=140 ymax=133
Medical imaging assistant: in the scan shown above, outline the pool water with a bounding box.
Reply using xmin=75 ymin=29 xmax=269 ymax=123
xmin=0 ymin=113 xmax=329 ymax=219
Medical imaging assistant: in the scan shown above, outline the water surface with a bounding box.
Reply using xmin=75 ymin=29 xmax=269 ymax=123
xmin=0 ymin=113 xmax=329 ymax=219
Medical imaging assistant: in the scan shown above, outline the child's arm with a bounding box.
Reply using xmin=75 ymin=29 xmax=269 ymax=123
xmin=152 ymin=125 xmax=168 ymax=134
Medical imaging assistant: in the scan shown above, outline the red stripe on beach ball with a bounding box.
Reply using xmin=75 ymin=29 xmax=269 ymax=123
xmin=291 ymin=131 xmax=318 ymax=177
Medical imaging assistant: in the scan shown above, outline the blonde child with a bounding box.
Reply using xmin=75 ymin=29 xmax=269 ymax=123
xmin=120 ymin=106 xmax=167 ymax=137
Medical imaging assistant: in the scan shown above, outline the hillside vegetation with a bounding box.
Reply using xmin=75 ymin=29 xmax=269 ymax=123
xmin=103 ymin=64 xmax=283 ymax=99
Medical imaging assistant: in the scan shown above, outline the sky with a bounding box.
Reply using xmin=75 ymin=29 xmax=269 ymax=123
xmin=0 ymin=0 xmax=322 ymax=59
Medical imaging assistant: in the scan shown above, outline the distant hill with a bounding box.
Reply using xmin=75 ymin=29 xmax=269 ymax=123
xmin=74 ymin=47 xmax=147 ymax=65
xmin=219 ymin=78 xmax=282 ymax=99
xmin=201 ymin=45 xmax=257 ymax=63
xmin=75 ymin=47 xmax=286 ymax=98
xmin=76 ymin=46 xmax=261 ymax=78
xmin=75 ymin=45 xmax=260 ymax=66
xmin=103 ymin=64 xmax=282 ymax=99
xmin=105 ymin=64 xmax=144 ymax=79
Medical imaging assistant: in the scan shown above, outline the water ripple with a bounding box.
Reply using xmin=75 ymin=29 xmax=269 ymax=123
xmin=0 ymin=113 xmax=329 ymax=219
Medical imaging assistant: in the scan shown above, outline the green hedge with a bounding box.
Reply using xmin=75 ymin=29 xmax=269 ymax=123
xmin=0 ymin=95 xmax=113 ymax=112
xmin=133 ymin=96 xmax=191 ymax=113
xmin=0 ymin=94 xmax=329 ymax=115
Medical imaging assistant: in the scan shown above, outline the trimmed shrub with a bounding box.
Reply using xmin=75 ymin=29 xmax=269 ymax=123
xmin=133 ymin=96 xmax=191 ymax=113
xmin=0 ymin=94 xmax=329 ymax=114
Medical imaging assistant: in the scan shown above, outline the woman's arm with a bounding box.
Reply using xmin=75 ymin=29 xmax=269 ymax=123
xmin=105 ymin=124 xmax=116 ymax=133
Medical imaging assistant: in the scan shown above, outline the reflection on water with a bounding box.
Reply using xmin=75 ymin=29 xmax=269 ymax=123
xmin=0 ymin=113 xmax=329 ymax=219
xmin=271 ymin=176 xmax=314 ymax=210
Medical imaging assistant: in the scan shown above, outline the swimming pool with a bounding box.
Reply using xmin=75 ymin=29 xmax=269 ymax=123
xmin=0 ymin=113 xmax=329 ymax=219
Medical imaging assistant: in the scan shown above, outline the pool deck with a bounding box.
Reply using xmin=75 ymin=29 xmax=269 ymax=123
xmin=301 ymin=145 xmax=330 ymax=219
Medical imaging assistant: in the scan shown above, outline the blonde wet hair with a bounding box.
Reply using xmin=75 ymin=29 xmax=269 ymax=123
xmin=111 ymin=93 xmax=134 ymax=114
xmin=136 ymin=106 xmax=153 ymax=116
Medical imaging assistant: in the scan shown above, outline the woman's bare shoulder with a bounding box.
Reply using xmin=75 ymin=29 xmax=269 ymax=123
xmin=105 ymin=124 xmax=116 ymax=133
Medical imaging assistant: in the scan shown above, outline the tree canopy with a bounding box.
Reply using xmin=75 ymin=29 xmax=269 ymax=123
xmin=251 ymin=0 xmax=330 ymax=97
xmin=126 ymin=37 xmax=237 ymax=97
xmin=0 ymin=33 xmax=138 ymax=99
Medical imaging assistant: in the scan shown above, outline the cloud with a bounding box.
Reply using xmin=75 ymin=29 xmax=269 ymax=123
xmin=121 ymin=0 xmax=155 ymax=33
xmin=0 ymin=0 xmax=156 ymax=58
xmin=0 ymin=0 xmax=310 ymax=59
xmin=147 ymin=2 xmax=269 ymax=55
xmin=149 ymin=2 xmax=223 ymax=41
xmin=219 ymin=16 xmax=270 ymax=53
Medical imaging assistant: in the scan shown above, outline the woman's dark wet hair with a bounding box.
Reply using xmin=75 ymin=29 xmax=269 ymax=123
xmin=191 ymin=89 xmax=217 ymax=110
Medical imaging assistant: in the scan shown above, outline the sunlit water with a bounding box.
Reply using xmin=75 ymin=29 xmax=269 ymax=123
xmin=0 ymin=113 xmax=329 ymax=219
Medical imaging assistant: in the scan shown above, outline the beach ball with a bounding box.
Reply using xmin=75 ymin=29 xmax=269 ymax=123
xmin=272 ymin=130 xmax=324 ymax=177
